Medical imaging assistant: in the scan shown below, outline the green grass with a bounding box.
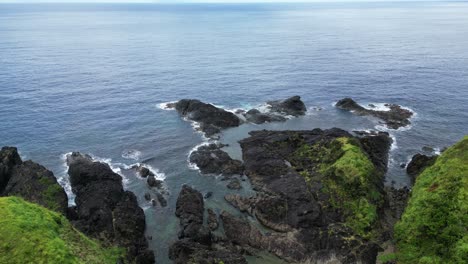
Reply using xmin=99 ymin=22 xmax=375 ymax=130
xmin=0 ymin=196 xmax=124 ymax=264
xmin=377 ymin=253 xmax=397 ymax=263
xmin=394 ymin=136 xmax=468 ymax=264
xmin=293 ymin=137 xmax=381 ymax=239
xmin=38 ymin=177 xmax=65 ymax=212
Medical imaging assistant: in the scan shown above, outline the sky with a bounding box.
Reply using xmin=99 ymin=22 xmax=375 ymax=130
xmin=0 ymin=0 xmax=409 ymax=3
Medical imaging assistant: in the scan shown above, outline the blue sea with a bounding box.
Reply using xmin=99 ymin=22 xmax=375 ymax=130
xmin=1 ymin=2 xmax=467 ymax=263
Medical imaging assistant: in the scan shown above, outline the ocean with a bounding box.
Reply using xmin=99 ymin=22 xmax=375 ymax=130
xmin=1 ymin=2 xmax=467 ymax=262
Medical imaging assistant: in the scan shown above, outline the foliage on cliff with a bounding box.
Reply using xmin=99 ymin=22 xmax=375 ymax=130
xmin=0 ymin=197 xmax=123 ymax=264
xmin=395 ymin=136 xmax=468 ymax=264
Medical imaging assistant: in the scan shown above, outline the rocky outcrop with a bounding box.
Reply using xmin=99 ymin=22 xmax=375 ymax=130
xmin=169 ymin=185 xmax=247 ymax=264
xmin=221 ymin=128 xmax=395 ymax=263
xmin=267 ymin=95 xmax=307 ymax=116
xmin=243 ymin=108 xmax=287 ymax=124
xmin=66 ymin=152 xmax=154 ymax=264
xmin=0 ymin=147 xmax=67 ymax=214
xmin=189 ymin=143 xmax=243 ymax=176
xmin=336 ymin=98 xmax=413 ymax=129
xmin=168 ymin=99 xmax=241 ymax=137
xmin=406 ymin=153 xmax=437 ymax=184
xmin=207 ymin=208 xmax=219 ymax=231
xmin=227 ymin=178 xmax=242 ymax=190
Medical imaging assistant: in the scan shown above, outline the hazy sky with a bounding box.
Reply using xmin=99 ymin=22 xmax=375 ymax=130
xmin=1 ymin=0 xmax=404 ymax=3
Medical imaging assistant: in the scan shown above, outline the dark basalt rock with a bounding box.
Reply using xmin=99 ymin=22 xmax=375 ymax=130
xmin=156 ymin=192 xmax=167 ymax=207
xmin=0 ymin=147 xmax=22 ymax=193
xmin=189 ymin=143 xmax=243 ymax=176
xmin=229 ymin=128 xmax=393 ymax=263
xmin=0 ymin=147 xmax=68 ymax=214
xmin=207 ymin=208 xmax=219 ymax=231
xmin=66 ymin=152 xmax=154 ymax=264
xmin=406 ymin=153 xmax=437 ymax=184
xmin=244 ymin=109 xmax=287 ymax=124
xmin=267 ymin=96 xmax=307 ymax=116
xmin=147 ymin=175 xmax=163 ymax=188
xmin=144 ymin=192 xmax=151 ymax=201
xmin=169 ymin=185 xmax=247 ymax=264
xmin=227 ymin=178 xmax=242 ymax=190
xmin=135 ymin=165 xmax=154 ymax=178
xmin=336 ymin=98 xmax=413 ymax=129
xmin=170 ymin=99 xmax=241 ymax=137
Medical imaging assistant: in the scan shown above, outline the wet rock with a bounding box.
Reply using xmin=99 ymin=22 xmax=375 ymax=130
xmin=204 ymin=191 xmax=213 ymax=199
xmin=336 ymin=98 xmax=413 ymax=129
xmin=227 ymin=178 xmax=242 ymax=190
xmin=422 ymin=146 xmax=435 ymax=152
xmin=156 ymin=192 xmax=167 ymax=207
xmin=406 ymin=153 xmax=437 ymax=184
xmin=144 ymin=192 xmax=151 ymax=201
xmin=136 ymin=165 xmax=154 ymax=178
xmin=381 ymin=186 xmax=410 ymax=240
xmin=151 ymin=199 xmax=157 ymax=207
xmin=169 ymin=185 xmax=247 ymax=264
xmin=189 ymin=143 xmax=243 ymax=176
xmin=170 ymin=99 xmax=241 ymax=137
xmin=66 ymin=152 xmax=154 ymax=264
xmin=147 ymin=175 xmax=163 ymax=188
xmin=207 ymin=208 xmax=219 ymax=231
xmin=267 ymin=95 xmax=307 ymax=116
xmin=244 ymin=109 xmax=287 ymax=124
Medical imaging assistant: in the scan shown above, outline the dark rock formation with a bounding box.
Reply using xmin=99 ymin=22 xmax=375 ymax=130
xmin=267 ymin=96 xmax=307 ymax=116
xmin=144 ymin=192 xmax=151 ymax=201
xmin=406 ymin=153 xmax=437 ymax=184
xmin=207 ymin=208 xmax=219 ymax=231
xmin=336 ymin=98 xmax=413 ymax=129
xmin=169 ymin=99 xmax=241 ymax=137
xmin=244 ymin=109 xmax=287 ymax=124
xmin=189 ymin=143 xmax=243 ymax=176
xmin=156 ymin=192 xmax=167 ymax=207
xmin=223 ymin=128 xmax=395 ymax=263
xmin=0 ymin=147 xmax=67 ymax=214
xmin=66 ymin=152 xmax=154 ymax=264
xmin=169 ymin=185 xmax=247 ymax=264
xmin=381 ymin=186 xmax=410 ymax=240
xmin=135 ymin=165 xmax=154 ymax=178
xmin=227 ymin=178 xmax=242 ymax=190
xmin=147 ymin=175 xmax=163 ymax=188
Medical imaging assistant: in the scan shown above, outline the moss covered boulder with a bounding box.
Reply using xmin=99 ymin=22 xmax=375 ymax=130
xmin=395 ymin=136 xmax=468 ymax=263
xmin=221 ymin=128 xmax=393 ymax=263
xmin=0 ymin=196 xmax=123 ymax=264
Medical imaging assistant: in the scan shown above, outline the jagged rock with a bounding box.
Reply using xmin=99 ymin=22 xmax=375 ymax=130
xmin=189 ymin=143 xmax=243 ymax=176
xmin=156 ymin=192 xmax=167 ymax=207
xmin=232 ymin=128 xmax=393 ymax=263
xmin=267 ymin=96 xmax=307 ymax=116
xmin=207 ymin=208 xmax=219 ymax=231
xmin=0 ymin=147 xmax=67 ymax=214
xmin=0 ymin=147 xmax=22 ymax=193
xmin=336 ymin=98 xmax=413 ymax=129
xmin=169 ymin=185 xmax=247 ymax=264
xmin=147 ymin=175 xmax=163 ymax=188
xmin=204 ymin=191 xmax=213 ymax=199
xmin=244 ymin=109 xmax=287 ymax=124
xmin=66 ymin=152 xmax=154 ymax=264
xmin=227 ymin=178 xmax=242 ymax=190
xmin=136 ymin=165 xmax=154 ymax=178
xmin=381 ymin=186 xmax=410 ymax=240
xmin=170 ymin=99 xmax=241 ymax=137
xmin=406 ymin=153 xmax=437 ymax=184
xmin=144 ymin=192 xmax=151 ymax=201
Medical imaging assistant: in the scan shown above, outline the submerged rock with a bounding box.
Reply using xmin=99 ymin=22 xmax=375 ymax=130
xmin=227 ymin=178 xmax=242 ymax=190
xmin=244 ymin=108 xmax=287 ymax=124
xmin=66 ymin=152 xmax=154 ymax=264
xmin=189 ymin=143 xmax=243 ymax=176
xmin=267 ymin=95 xmax=307 ymax=116
xmin=147 ymin=175 xmax=163 ymax=188
xmin=336 ymin=98 xmax=413 ymax=129
xmin=0 ymin=147 xmax=67 ymax=214
xmin=169 ymin=99 xmax=241 ymax=137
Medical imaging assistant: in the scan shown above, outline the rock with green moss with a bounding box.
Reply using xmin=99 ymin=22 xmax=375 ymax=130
xmin=0 ymin=196 xmax=124 ymax=264
xmin=0 ymin=147 xmax=68 ymax=214
xmin=225 ymin=128 xmax=393 ymax=263
xmin=395 ymin=136 xmax=468 ymax=264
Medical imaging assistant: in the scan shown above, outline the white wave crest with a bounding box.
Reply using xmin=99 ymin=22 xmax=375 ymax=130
xmin=59 ymin=152 xmax=75 ymax=206
xmin=122 ymin=149 xmax=142 ymax=161
xmin=187 ymin=141 xmax=213 ymax=171
xmin=156 ymin=101 xmax=177 ymax=111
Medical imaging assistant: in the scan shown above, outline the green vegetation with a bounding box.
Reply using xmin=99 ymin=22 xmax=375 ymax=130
xmin=0 ymin=197 xmax=123 ymax=264
xmin=293 ymin=137 xmax=381 ymax=239
xmin=377 ymin=253 xmax=397 ymax=263
xmin=39 ymin=177 xmax=64 ymax=212
xmin=394 ymin=136 xmax=468 ymax=264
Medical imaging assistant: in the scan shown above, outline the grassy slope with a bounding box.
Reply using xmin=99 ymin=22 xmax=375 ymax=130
xmin=0 ymin=197 xmax=123 ymax=264
xmin=395 ymin=136 xmax=468 ymax=264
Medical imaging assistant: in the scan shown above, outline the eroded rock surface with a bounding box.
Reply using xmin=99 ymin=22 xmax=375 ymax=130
xmin=189 ymin=143 xmax=243 ymax=176
xmin=336 ymin=98 xmax=413 ymax=129
xmin=0 ymin=147 xmax=67 ymax=214
xmin=66 ymin=152 xmax=154 ymax=264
